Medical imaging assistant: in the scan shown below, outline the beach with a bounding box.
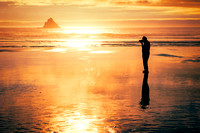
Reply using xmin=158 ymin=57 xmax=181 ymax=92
xmin=0 ymin=46 xmax=199 ymax=132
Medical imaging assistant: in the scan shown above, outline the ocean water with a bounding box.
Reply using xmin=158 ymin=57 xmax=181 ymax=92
xmin=0 ymin=27 xmax=200 ymax=47
xmin=0 ymin=27 xmax=200 ymax=133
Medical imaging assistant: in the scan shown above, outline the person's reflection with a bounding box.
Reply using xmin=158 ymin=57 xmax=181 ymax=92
xmin=140 ymin=73 xmax=150 ymax=109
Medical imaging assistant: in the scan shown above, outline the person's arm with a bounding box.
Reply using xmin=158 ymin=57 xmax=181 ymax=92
xmin=141 ymin=42 xmax=144 ymax=46
xmin=139 ymin=40 xmax=144 ymax=46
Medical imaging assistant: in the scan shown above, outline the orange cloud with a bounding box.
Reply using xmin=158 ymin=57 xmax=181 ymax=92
xmin=155 ymin=0 xmax=200 ymax=8
xmin=109 ymin=0 xmax=200 ymax=8
xmin=1 ymin=0 xmax=200 ymax=8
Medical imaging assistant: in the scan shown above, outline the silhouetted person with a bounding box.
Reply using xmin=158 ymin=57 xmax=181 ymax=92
xmin=140 ymin=73 xmax=150 ymax=109
xmin=139 ymin=36 xmax=150 ymax=73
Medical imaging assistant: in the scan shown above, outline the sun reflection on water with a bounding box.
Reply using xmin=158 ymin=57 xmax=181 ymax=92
xmin=65 ymin=39 xmax=93 ymax=47
xmin=64 ymin=38 xmax=102 ymax=47
xmin=89 ymin=50 xmax=114 ymax=54
xmin=54 ymin=27 xmax=104 ymax=47
xmin=66 ymin=112 xmax=98 ymax=133
xmin=49 ymin=105 xmax=103 ymax=133
xmin=47 ymin=102 xmax=119 ymax=133
xmin=45 ymin=48 xmax=67 ymax=53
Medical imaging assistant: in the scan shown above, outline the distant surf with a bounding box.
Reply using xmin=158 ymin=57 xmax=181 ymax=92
xmin=0 ymin=27 xmax=199 ymax=47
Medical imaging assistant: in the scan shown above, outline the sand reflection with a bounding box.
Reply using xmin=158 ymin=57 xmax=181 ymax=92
xmin=140 ymin=73 xmax=150 ymax=109
xmin=49 ymin=104 xmax=100 ymax=133
xmin=0 ymin=47 xmax=200 ymax=132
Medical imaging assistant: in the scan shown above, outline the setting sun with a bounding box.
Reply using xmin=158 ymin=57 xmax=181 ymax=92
xmin=64 ymin=39 xmax=100 ymax=47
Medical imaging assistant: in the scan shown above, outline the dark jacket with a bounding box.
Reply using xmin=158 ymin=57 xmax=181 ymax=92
xmin=142 ymin=41 xmax=150 ymax=56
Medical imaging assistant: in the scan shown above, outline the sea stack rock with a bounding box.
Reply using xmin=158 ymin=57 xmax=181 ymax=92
xmin=43 ymin=18 xmax=60 ymax=28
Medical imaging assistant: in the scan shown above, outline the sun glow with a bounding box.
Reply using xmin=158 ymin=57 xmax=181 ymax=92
xmin=60 ymin=27 xmax=102 ymax=34
xmin=54 ymin=27 xmax=103 ymax=47
xmin=65 ymin=39 xmax=100 ymax=47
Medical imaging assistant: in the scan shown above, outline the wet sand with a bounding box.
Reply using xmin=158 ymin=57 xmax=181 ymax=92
xmin=0 ymin=46 xmax=200 ymax=132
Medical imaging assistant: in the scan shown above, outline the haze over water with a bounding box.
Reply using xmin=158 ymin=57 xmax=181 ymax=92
xmin=0 ymin=27 xmax=200 ymax=47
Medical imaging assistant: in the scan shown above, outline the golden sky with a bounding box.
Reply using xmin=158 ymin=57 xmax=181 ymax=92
xmin=0 ymin=0 xmax=200 ymax=27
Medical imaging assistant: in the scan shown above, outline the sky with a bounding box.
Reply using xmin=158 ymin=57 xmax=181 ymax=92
xmin=0 ymin=0 xmax=200 ymax=27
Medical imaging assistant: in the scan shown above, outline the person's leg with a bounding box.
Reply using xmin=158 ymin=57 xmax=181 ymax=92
xmin=143 ymin=54 xmax=149 ymax=72
xmin=144 ymin=58 xmax=148 ymax=71
xmin=142 ymin=54 xmax=145 ymax=69
xmin=146 ymin=54 xmax=149 ymax=72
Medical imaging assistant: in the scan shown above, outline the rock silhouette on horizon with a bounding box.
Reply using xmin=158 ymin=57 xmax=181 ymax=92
xmin=43 ymin=18 xmax=60 ymax=28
